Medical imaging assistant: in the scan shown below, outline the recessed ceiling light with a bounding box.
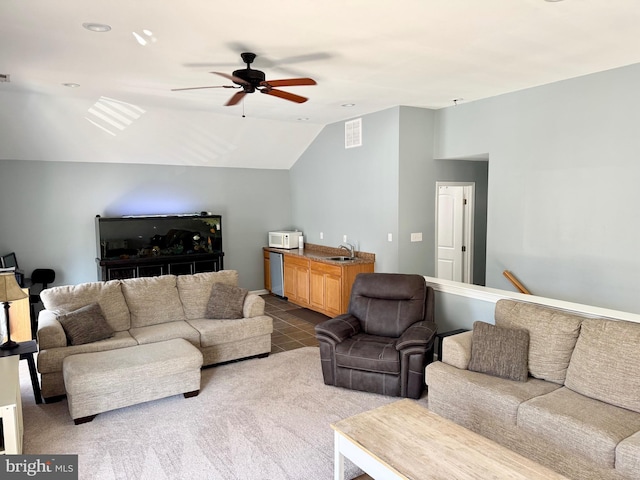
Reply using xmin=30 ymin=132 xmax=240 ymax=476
xmin=62 ymin=83 xmax=80 ymax=88
xmin=341 ymin=103 xmax=355 ymax=107
xmin=82 ymin=23 xmax=111 ymax=33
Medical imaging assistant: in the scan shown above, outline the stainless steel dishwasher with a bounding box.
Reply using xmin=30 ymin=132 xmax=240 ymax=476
xmin=269 ymin=251 xmax=284 ymax=297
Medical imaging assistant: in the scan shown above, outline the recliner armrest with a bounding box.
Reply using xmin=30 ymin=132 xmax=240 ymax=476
xmin=315 ymin=314 xmax=361 ymax=344
xmin=395 ymin=321 xmax=437 ymax=351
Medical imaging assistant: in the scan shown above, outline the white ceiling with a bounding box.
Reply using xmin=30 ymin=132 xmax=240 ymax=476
xmin=2 ymin=0 xmax=640 ymax=167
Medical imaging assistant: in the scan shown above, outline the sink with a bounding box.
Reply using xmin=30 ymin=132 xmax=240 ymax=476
xmin=327 ymin=256 xmax=356 ymax=262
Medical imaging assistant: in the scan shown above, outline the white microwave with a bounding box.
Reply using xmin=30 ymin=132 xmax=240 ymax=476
xmin=269 ymin=231 xmax=302 ymax=249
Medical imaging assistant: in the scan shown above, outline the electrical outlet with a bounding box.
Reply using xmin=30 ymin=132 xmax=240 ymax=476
xmin=388 ymin=233 xmax=393 ymax=242
xmin=343 ymin=235 xmax=347 ymax=242
xmin=320 ymin=232 xmax=323 ymax=240
xmin=410 ymin=232 xmax=423 ymax=242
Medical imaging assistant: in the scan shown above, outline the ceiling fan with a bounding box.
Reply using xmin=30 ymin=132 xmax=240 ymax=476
xmin=172 ymin=52 xmax=316 ymax=106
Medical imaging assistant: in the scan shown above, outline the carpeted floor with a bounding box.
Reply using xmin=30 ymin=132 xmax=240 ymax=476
xmin=20 ymin=347 xmax=426 ymax=480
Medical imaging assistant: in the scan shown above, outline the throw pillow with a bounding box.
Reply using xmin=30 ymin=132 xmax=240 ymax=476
xmin=468 ymin=321 xmax=530 ymax=382
xmin=205 ymin=283 xmax=248 ymax=319
xmin=57 ymin=303 xmax=115 ymax=346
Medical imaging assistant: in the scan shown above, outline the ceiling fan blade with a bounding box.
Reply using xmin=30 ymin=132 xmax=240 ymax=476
xmin=171 ymin=85 xmax=239 ymax=91
xmin=225 ymin=91 xmax=247 ymax=106
xmin=262 ymin=88 xmax=308 ymax=104
xmin=275 ymin=52 xmax=333 ymax=65
xmin=212 ymin=71 xmax=249 ymax=86
xmin=263 ymin=78 xmax=317 ymax=87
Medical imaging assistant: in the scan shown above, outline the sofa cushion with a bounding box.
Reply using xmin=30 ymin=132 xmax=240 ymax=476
xmin=205 ymin=283 xmax=248 ymax=319
xmin=129 ymin=321 xmax=200 ymax=346
xmin=425 ymin=361 xmax=560 ymax=427
xmin=37 ymin=331 xmax=138 ymax=374
xmin=57 ymin=303 xmax=114 ymax=346
xmin=617 ymin=431 xmax=640 ymax=479
xmin=565 ymin=318 xmax=640 ymax=414
xmin=177 ymin=270 xmax=239 ymax=320
xmin=468 ymin=321 xmax=529 ymax=382
xmin=495 ymin=299 xmax=583 ymax=384
xmin=121 ymin=275 xmax=186 ymax=328
xmin=187 ymin=316 xmax=273 ymax=348
xmin=518 ymin=386 xmax=640 ymax=468
xmin=41 ymin=280 xmax=131 ymax=332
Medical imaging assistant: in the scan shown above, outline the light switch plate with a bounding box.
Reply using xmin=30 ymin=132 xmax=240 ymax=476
xmin=410 ymin=232 xmax=423 ymax=242
xmin=387 ymin=233 xmax=393 ymax=242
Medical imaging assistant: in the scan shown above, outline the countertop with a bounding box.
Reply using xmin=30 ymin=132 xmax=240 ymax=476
xmin=264 ymin=243 xmax=375 ymax=266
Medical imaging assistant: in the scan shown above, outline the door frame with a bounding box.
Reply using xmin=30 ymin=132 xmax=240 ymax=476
xmin=435 ymin=182 xmax=475 ymax=283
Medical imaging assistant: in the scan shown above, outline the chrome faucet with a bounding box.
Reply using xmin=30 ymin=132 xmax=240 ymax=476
xmin=339 ymin=243 xmax=355 ymax=259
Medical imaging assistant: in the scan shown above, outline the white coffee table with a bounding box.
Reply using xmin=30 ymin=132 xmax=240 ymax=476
xmin=331 ymin=399 xmax=568 ymax=480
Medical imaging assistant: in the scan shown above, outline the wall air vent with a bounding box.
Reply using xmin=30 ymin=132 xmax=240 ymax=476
xmin=345 ymin=118 xmax=362 ymax=149
xmin=0 ymin=74 xmax=10 ymax=83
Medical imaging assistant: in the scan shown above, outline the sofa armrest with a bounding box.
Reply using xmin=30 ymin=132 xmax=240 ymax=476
xmin=396 ymin=321 xmax=437 ymax=351
xmin=442 ymin=330 xmax=473 ymax=369
xmin=243 ymin=293 xmax=265 ymax=318
xmin=315 ymin=314 xmax=361 ymax=344
xmin=37 ymin=310 xmax=67 ymax=349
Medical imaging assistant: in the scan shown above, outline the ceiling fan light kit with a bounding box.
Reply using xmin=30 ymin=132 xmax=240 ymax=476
xmin=172 ymin=52 xmax=316 ymax=107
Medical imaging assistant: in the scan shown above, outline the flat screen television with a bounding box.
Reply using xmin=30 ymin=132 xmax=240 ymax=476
xmin=95 ymin=214 xmax=222 ymax=260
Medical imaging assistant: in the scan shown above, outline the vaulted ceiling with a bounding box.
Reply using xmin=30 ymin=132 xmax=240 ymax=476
xmin=2 ymin=0 xmax=640 ymax=168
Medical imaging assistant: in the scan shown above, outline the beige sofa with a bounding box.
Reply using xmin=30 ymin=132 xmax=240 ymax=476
xmin=425 ymin=299 xmax=640 ymax=480
xmin=37 ymin=270 xmax=273 ymax=400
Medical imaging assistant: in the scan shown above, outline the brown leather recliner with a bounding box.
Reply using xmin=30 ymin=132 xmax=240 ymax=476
xmin=315 ymin=273 xmax=436 ymax=399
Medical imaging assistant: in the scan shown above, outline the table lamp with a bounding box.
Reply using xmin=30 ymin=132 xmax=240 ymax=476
xmin=0 ymin=271 xmax=28 ymax=350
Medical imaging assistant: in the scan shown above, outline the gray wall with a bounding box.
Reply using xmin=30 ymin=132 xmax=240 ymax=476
xmin=398 ymin=107 xmax=435 ymax=275
xmin=290 ymin=105 xmax=488 ymax=282
xmin=0 ymin=160 xmax=290 ymax=290
xmin=434 ymin=62 xmax=640 ymax=313
xmin=290 ymin=107 xmax=401 ymax=273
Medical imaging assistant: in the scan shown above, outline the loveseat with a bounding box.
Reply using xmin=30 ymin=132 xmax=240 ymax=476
xmin=37 ymin=270 xmax=273 ymax=401
xmin=425 ymin=299 xmax=640 ymax=480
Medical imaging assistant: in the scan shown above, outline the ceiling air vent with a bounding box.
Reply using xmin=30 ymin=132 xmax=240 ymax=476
xmin=0 ymin=74 xmax=10 ymax=83
xmin=345 ymin=118 xmax=362 ymax=149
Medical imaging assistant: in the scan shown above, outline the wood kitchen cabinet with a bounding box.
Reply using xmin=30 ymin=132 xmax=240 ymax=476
xmin=310 ymin=262 xmax=343 ymax=317
xmin=284 ymin=255 xmax=310 ymax=307
xmin=266 ymin=246 xmax=375 ymax=317
xmin=308 ymin=259 xmax=374 ymax=317
xmin=263 ymin=250 xmax=271 ymax=292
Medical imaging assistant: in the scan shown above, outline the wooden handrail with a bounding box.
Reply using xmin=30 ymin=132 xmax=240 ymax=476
xmin=502 ymin=270 xmax=531 ymax=295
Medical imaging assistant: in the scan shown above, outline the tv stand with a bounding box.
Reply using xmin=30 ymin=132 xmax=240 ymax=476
xmin=97 ymin=252 xmax=224 ymax=281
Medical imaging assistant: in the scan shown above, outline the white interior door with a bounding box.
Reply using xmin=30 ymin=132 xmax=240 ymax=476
xmin=435 ymin=183 xmax=474 ymax=283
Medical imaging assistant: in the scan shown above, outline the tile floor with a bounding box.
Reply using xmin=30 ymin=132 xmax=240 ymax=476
xmin=262 ymin=294 xmax=327 ymax=353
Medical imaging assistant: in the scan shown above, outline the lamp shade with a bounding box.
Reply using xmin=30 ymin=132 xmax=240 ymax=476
xmin=0 ymin=272 xmax=28 ymax=302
